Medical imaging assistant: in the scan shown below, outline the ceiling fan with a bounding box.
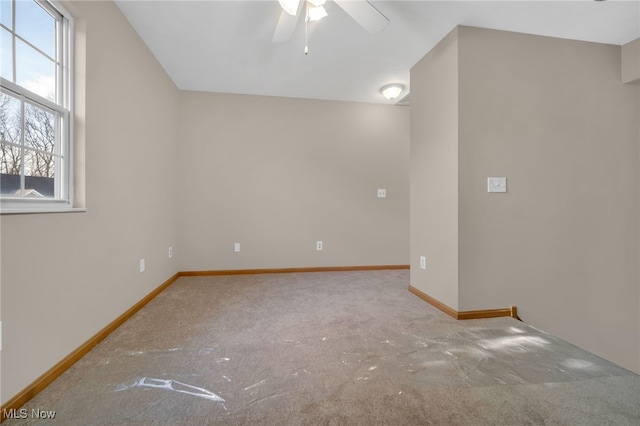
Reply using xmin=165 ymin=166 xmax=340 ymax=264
xmin=273 ymin=0 xmax=389 ymax=50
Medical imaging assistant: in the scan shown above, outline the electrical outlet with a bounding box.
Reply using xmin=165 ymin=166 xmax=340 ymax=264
xmin=140 ymin=258 xmax=145 ymax=273
xmin=234 ymin=243 xmax=241 ymax=252
xmin=168 ymin=246 xmax=173 ymax=258
xmin=377 ymin=188 xmax=386 ymax=198
xmin=419 ymin=256 xmax=426 ymax=270
xmin=316 ymin=241 xmax=323 ymax=251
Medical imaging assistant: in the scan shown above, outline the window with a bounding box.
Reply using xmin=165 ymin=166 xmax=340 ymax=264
xmin=1 ymin=0 xmax=73 ymax=213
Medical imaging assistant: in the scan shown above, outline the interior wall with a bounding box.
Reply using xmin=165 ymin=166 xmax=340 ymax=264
xmin=176 ymin=91 xmax=410 ymax=271
xmin=457 ymin=26 xmax=639 ymax=373
xmin=0 ymin=0 xmax=179 ymax=404
xmin=410 ymin=25 xmax=639 ymax=372
xmin=622 ymin=38 xmax=640 ymax=84
xmin=409 ymin=29 xmax=460 ymax=310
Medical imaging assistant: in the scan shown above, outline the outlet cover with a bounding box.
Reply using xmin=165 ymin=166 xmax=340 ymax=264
xmin=377 ymin=188 xmax=386 ymax=198
xmin=419 ymin=256 xmax=426 ymax=270
xmin=140 ymin=259 xmax=145 ymax=273
xmin=488 ymin=177 xmax=507 ymax=193
xmin=234 ymin=243 xmax=241 ymax=252
xmin=316 ymin=241 xmax=323 ymax=251
xmin=168 ymin=246 xmax=173 ymax=258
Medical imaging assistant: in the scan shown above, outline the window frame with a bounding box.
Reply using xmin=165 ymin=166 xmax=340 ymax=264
xmin=0 ymin=0 xmax=76 ymax=214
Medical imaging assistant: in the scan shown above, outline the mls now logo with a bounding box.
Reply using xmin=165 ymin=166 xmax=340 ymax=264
xmin=3 ymin=409 xmax=27 ymax=419
xmin=3 ymin=408 xmax=56 ymax=419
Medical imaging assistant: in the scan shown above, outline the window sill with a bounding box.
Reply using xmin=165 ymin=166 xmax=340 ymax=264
xmin=1 ymin=207 xmax=86 ymax=215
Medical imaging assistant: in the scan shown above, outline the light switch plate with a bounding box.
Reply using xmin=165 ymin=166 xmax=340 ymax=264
xmin=488 ymin=177 xmax=507 ymax=193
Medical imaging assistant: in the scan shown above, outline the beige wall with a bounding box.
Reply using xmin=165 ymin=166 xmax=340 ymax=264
xmin=622 ymin=38 xmax=640 ymax=84
xmin=177 ymin=91 xmax=410 ymax=271
xmin=409 ymin=28 xmax=459 ymax=310
xmin=457 ymin=26 xmax=639 ymax=373
xmin=0 ymin=0 xmax=180 ymax=404
xmin=411 ymin=25 xmax=640 ymax=373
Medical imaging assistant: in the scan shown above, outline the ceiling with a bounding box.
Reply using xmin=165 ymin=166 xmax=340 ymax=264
xmin=114 ymin=0 xmax=640 ymax=105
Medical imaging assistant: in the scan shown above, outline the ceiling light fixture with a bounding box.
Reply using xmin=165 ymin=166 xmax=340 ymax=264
xmin=276 ymin=0 xmax=329 ymax=55
xmin=380 ymin=84 xmax=404 ymax=101
xmin=308 ymin=5 xmax=328 ymax=21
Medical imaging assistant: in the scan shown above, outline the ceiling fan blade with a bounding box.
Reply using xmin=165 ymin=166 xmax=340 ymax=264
xmin=333 ymin=0 xmax=389 ymax=34
xmin=273 ymin=0 xmax=307 ymax=43
xmin=272 ymin=9 xmax=300 ymax=42
xmin=278 ymin=0 xmax=301 ymax=16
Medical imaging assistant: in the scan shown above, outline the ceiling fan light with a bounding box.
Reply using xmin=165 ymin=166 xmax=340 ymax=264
xmin=308 ymin=5 xmax=328 ymax=21
xmin=380 ymin=84 xmax=404 ymax=100
xmin=278 ymin=0 xmax=300 ymax=16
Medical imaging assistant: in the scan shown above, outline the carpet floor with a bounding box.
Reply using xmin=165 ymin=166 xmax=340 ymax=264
xmin=5 ymin=270 xmax=640 ymax=425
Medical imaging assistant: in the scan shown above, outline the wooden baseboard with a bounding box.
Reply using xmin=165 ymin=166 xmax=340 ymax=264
xmin=179 ymin=264 xmax=410 ymax=276
xmin=408 ymin=284 xmax=459 ymax=318
xmin=458 ymin=306 xmax=518 ymax=320
xmin=0 ymin=272 xmax=180 ymax=423
xmin=408 ymin=284 xmax=518 ymax=321
xmin=1 ymin=265 xmax=409 ymax=421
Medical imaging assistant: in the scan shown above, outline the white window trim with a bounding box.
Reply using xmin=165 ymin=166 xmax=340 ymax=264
xmin=0 ymin=0 xmax=78 ymax=214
